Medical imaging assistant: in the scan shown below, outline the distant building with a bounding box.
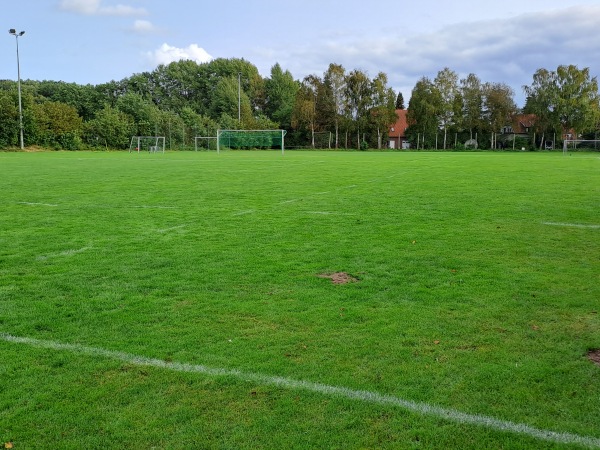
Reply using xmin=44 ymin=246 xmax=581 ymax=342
xmin=501 ymin=113 xmax=536 ymax=137
xmin=388 ymin=109 xmax=410 ymax=149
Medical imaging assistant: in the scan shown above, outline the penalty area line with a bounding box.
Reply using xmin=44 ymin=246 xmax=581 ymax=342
xmin=542 ymin=222 xmax=600 ymax=229
xmin=1 ymin=333 xmax=599 ymax=448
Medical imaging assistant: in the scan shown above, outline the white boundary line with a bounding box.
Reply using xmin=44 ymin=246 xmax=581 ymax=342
xmin=1 ymin=333 xmax=599 ymax=448
xmin=17 ymin=202 xmax=58 ymax=207
xmin=542 ymin=222 xmax=600 ymax=229
xmin=36 ymin=247 xmax=92 ymax=261
xmin=306 ymin=211 xmax=356 ymax=216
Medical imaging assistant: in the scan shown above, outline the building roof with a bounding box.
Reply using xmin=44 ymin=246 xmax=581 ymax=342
xmin=389 ymin=109 xmax=409 ymax=138
xmin=512 ymin=113 xmax=536 ymax=134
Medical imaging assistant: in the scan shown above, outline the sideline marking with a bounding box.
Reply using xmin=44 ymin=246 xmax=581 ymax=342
xmin=131 ymin=205 xmax=176 ymax=209
xmin=18 ymin=202 xmax=58 ymax=207
xmin=36 ymin=247 xmax=91 ymax=261
xmin=1 ymin=333 xmax=599 ymax=448
xmin=306 ymin=211 xmax=356 ymax=216
xmin=233 ymin=210 xmax=255 ymax=216
xmin=542 ymin=222 xmax=600 ymax=229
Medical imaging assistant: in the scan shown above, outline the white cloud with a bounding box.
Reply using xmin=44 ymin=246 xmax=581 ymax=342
xmin=59 ymin=0 xmax=100 ymax=14
xmin=256 ymin=5 xmax=600 ymax=105
xmin=59 ymin=0 xmax=147 ymax=16
xmin=132 ymin=20 xmax=157 ymax=33
xmin=146 ymin=43 xmax=213 ymax=66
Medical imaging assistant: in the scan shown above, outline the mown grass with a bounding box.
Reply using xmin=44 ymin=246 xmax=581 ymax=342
xmin=0 ymin=150 xmax=599 ymax=449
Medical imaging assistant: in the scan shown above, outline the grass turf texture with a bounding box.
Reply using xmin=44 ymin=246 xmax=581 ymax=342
xmin=0 ymin=150 xmax=599 ymax=449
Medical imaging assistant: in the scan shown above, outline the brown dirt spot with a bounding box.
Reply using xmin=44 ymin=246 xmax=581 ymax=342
xmin=317 ymin=272 xmax=359 ymax=285
xmin=588 ymin=349 xmax=600 ymax=367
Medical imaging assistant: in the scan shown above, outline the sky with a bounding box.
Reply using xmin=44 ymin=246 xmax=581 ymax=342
xmin=2 ymin=0 xmax=600 ymax=107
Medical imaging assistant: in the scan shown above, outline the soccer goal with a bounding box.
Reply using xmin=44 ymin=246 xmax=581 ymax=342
xmin=562 ymin=139 xmax=600 ymax=155
xmin=216 ymin=129 xmax=287 ymax=154
xmin=129 ymin=136 xmax=166 ymax=154
xmin=314 ymin=131 xmax=333 ymax=149
xmin=194 ymin=136 xmax=218 ymax=152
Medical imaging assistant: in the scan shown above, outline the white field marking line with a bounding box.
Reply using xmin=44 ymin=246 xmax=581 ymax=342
xmin=2 ymin=333 xmax=599 ymax=448
xmin=36 ymin=246 xmax=92 ymax=261
xmin=280 ymin=199 xmax=300 ymax=204
xmin=306 ymin=211 xmax=356 ymax=216
xmin=130 ymin=205 xmax=177 ymax=209
xmin=542 ymin=222 xmax=600 ymax=229
xmin=157 ymin=225 xmax=187 ymax=233
xmin=232 ymin=210 xmax=256 ymax=216
xmin=17 ymin=202 xmax=59 ymax=207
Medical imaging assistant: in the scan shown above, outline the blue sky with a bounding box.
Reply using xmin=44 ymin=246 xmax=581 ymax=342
xmin=2 ymin=0 xmax=600 ymax=106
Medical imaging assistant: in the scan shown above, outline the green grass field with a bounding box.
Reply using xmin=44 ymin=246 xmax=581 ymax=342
xmin=1 ymin=150 xmax=599 ymax=449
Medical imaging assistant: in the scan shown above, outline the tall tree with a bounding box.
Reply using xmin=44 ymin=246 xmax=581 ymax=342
xmin=434 ymin=67 xmax=460 ymax=149
xmin=395 ymin=92 xmax=405 ymax=110
xmin=323 ymin=63 xmax=346 ymax=148
xmin=344 ymin=69 xmax=372 ymax=149
xmin=524 ymin=65 xmax=600 ymax=144
xmin=460 ymin=73 xmax=484 ymax=140
xmin=555 ymin=65 xmax=600 ymax=137
xmin=370 ymin=72 xmax=398 ymax=149
xmin=264 ymin=63 xmax=298 ymax=129
xmin=292 ymin=75 xmax=320 ymax=147
xmin=209 ymin=76 xmax=252 ymax=127
xmin=406 ymin=77 xmax=441 ymax=149
xmin=483 ymin=82 xmax=517 ymax=148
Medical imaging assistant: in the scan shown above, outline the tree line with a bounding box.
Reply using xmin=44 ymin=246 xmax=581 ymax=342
xmin=407 ymin=65 xmax=600 ymax=150
xmin=0 ymin=58 xmax=598 ymax=150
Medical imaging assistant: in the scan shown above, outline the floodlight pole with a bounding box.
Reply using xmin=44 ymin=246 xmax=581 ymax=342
xmin=237 ymin=72 xmax=241 ymax=123
xmin=9 ymin=29 xmax=25 ymax=150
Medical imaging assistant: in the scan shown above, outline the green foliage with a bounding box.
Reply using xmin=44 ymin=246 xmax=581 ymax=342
xmin=264 ymin=63 xmax=298 ymax=128
xmin=0 ymin=90 xmax=19 ymax=148
xmin=31 ymin=101 xmax=83 ymax=149
xmin=523 ymin=65 xmax=600 ymax=138
xmin=83 ymin=105 xmax=134 ymax=149
xmin=395 ymin=91 xmax=405 ymax=110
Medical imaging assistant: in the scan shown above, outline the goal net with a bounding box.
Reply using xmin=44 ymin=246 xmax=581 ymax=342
xmin=314 ymin=131 xmax=333 ymax=149
xmin=216 ymin=129 xmax=287 ymax=154
xmin=194 ymin=136 xmax=218 ymax=151
xmin=563 ymin=140 xmax=600 ymax=154
xmin=129 ymin=136 xmax=165 ymax=154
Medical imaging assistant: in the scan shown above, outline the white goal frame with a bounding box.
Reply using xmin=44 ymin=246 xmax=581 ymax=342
xmin=194 ymin=136 xmax=218 ymax=152
xmin=563 ymin=139 xmax=600 ymax=155
xmin=129 ymin=136 xmax=165 ymax=154
xmin=216 ymin=129 xmax=287 ymax=154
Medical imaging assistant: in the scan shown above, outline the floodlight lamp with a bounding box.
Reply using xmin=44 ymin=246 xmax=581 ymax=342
xmin=9 ymin=29 xmax=16 ymax=35
xmin=19 ymin=31 xmax=25 ymax=36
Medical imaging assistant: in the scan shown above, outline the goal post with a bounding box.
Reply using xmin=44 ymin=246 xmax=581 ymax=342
xmin=562 ymin=139 xmax=600 ymax=155
xmin=216 ymin=129 xmax=287 ymax=154
xmin=129 ymin=136 xmax=166 ymax=154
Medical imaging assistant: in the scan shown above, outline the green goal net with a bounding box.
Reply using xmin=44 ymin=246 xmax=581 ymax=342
xmin=216 ymin=130 xmax=287 ymax=153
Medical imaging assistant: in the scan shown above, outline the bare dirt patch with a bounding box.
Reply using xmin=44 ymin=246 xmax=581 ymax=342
xmin=588 ymin=349 xmax=600 ymax=367
xmin=317 ymin=272 xmax=359 ymax=285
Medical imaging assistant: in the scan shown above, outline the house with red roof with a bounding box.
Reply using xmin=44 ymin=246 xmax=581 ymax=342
xmin=388 ymin=109 xmax=410 ymax=149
